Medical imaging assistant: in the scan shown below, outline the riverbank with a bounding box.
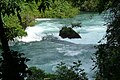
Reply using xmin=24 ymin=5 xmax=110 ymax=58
xmin=2 ymin=0 xmax=101 ymax=42
xmin=2 ymin=0 xmax=80 ymax=42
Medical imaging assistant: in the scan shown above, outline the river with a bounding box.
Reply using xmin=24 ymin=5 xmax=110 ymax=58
xmin=10 ymin=12 xmax=106 ymax=80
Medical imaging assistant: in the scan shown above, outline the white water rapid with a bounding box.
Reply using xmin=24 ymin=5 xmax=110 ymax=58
xmin=12 ymin=12 xmax=106 ymax=80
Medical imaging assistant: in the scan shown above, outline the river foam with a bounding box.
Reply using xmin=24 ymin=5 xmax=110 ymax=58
xmin=18 ymin=13 xmax=106 ymax=44
xmin=5 ymin=13 xmax=107 ymax=80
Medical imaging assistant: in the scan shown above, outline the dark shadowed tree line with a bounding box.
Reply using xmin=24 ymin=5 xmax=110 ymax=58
xmin=95 ymin=0 xmax=120 ymax=80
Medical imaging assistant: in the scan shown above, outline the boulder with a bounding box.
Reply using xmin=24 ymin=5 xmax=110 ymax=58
xmin=59 ymin=27 xmax=81 ymax=39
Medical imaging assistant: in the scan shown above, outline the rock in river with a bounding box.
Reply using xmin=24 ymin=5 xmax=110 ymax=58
xmin=59 ymin=27 xmax=81 ymax=39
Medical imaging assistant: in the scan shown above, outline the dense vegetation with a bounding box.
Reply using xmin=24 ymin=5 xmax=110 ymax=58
xmin=40 ymin=0 xmax=79 ymax=18
xmin=27 ymin=61 xmax=88 ymax=80
xmin=0 ymin=0 xmax=54 ymax=80
xmin=95 ymin=0 xmax=120 ymax=80
xmin=1 ymin=0 xmax=101 ymax=41
xmin=66 ymin=0 xmax=99 ymax=11
xmin=2 ymin=0 xmax=80 ymax=41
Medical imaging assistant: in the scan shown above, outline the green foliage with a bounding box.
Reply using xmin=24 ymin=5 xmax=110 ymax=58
xmin=3 ymin=15 xmax=27 ymax=40
xmin=95 ymin=0 xmax=120 ymax=80
xmin=67 ymin=0 xmax=99 ymax=12
xmin=0 ymin=0 xmax=80 ymax=41
xmin=40 ymin=0 xmax=79 ymax=18
xmin=95 ymin=44 xmax=120 ymax=80
xmin=27 ymin=67 xmax=46 ymax=80
xmin=0 ymin=0 xmax=54 ymax=80
xmin=0 ymin=50 xmax=30 ymax=80
xmin=27 ymin=67 xmax=57 ymax=80
xmin=19 ymin=2 xmax=40 ymax=28
xmin=0 ymin=0 xmax=53 ymax=41
xmin=0 ymin=0 xmax=56 ymax=41
xmin=81 ymin=0 xmax=99 ymax=12
xmin=0 ymin=0 xmax=22 ymax=16
xmin=27 ymin=61 xmax=88 ymax=80
xmin=66 ymin=0 xmax=85 ymax=7
xmin=96 ymin=0 xmax=118 ymax=13
xmin=55 ymin=61 xmax=88 ymax=80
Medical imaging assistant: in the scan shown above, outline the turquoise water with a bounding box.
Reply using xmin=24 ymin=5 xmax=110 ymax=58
xmin=10 ymin=12 xmax=106 ymax=80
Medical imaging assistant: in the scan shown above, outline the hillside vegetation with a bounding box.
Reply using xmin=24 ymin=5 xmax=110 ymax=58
xmin=3 ymin=0 xmax=80 ymax=40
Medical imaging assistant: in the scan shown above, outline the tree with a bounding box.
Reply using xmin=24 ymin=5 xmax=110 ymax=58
xmin=40 ymin=0 xmax=79 ymax=18
xmin=0 ymin=0 xmax=54 ymax=80
xmin=95 ymin=0 xmax=120 ymax=79
xmin=27 ymin=61 xmax=88 ymax=80
xmin=55 ymin=61 xmax=88 ymax=80
xmin=66 ymin=0 xmax=99 ymax=11
xmin=27 ymin=67 xmax=46 ymax=80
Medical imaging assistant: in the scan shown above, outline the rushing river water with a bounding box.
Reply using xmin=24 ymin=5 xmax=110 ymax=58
xmin=10 ymin=12 xmax=106 ymax=80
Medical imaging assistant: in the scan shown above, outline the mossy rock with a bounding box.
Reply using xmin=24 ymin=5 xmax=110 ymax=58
xmin=59 ymin=27 xmax=81 ymax=39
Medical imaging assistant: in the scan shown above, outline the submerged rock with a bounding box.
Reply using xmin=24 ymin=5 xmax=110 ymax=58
xmin=42 ymin=35 xmax=58 ymax=41
xmin=59 ymin=27 xmax=81 ymax=39
xmin=71 ymin=22 xmax=81 ymax=28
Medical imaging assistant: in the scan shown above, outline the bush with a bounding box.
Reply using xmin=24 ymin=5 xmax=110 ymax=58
xmin=55 ymin=61 xmax=88 ymax=80
xmin=0 ymin=50 xmax=30 ymax=80
xmin=27 ymin=61 xmax=88 ymax=80
xmin=40 ymin=0 xmax=79 ymax=18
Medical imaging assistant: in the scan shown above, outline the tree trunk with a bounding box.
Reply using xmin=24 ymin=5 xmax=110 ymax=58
xmin=0 ymin=13 xmax=10 ymax=52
